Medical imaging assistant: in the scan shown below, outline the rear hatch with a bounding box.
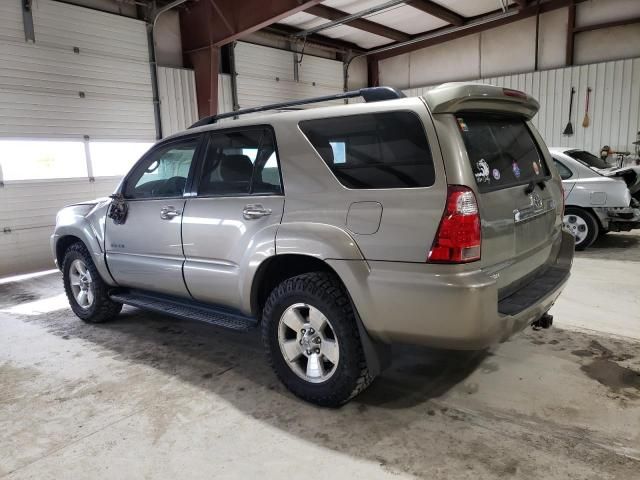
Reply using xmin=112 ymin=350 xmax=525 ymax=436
xmin=456 ymin=113 xmax=561 ymax=295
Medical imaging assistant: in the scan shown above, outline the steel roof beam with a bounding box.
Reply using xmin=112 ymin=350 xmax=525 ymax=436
xmin=405 ymin=1 xmax=464 ymax=26
xmin=181 ymin=0 xmax=323 ymax=51
xmin=368 ymin=0 xmax=586 ymax=60
xmin=296 ymin=2 xmax=411 ymax=41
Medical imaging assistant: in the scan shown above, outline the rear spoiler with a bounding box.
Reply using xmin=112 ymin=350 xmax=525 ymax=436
xmin=423 ymin=83 xmax=540 ymax=120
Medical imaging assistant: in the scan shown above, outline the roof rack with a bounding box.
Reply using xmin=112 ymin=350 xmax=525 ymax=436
xmin=188 ymin=86 xmax=406 ymax=128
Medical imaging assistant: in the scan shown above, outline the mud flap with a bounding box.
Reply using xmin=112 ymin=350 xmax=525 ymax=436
xmin=352 ymin=304 xmax=392 ymax=377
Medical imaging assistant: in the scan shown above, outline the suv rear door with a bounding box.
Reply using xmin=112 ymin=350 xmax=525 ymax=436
xmin=181 ymin=126 xmax=284 ymax=311
xmin=454 ymin=113 xmax=562 ymax=293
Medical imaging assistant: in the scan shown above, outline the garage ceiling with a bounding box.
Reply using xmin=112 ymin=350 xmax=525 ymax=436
xmin=275 ymin=0 xmax=518 ymax=49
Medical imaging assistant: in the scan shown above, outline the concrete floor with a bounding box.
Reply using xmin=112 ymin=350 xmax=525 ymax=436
xmin=1 ymin=234 xmax=639 ymax=479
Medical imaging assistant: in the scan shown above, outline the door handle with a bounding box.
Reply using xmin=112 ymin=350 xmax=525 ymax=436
xmin=160 ymin=206 xmax=181 ymax=220
xmin=243 ymin=204 xmax=272 ymax=220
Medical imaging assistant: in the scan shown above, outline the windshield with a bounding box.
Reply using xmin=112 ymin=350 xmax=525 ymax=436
xmin=565 ymin=149 xmax=610 ymax=170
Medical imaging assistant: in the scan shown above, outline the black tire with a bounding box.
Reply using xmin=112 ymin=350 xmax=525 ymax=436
xmin=62 ymin=242 xmax=122 ymax=323
xmin=564 ymin=207 xmax=599 ymax=251
xmin=262 ymin=272 xmax=372 ymax=407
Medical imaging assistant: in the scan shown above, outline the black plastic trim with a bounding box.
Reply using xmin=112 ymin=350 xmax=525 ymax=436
xmin=498 ymin=265 xmax=570 ymax=316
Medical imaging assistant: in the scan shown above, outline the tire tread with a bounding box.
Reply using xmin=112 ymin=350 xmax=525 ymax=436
xmin=62 ymin=242 xmax=122 ymax=323
xmin=262 ymin=271 xmax=372 ymax=406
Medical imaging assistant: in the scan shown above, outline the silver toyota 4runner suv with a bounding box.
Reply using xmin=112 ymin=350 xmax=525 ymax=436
xmin=52 ymin=84 xmax=574 ymax=406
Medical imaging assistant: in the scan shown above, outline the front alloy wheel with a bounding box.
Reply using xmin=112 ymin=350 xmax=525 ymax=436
xmin=68 ymin=259 xmax=94 ymax=309
xmin=62 ymin=242 xmax=122 ymax=323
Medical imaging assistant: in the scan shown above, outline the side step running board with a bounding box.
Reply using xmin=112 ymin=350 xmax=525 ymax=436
xmin=110 ymin=291 xmax=257 ymax=332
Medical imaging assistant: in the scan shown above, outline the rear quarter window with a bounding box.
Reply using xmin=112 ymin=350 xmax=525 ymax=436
xmin=299 ymin=111 xmax=434 ymax=189
xmin=457 ymin=114 xmax=549 ymax=193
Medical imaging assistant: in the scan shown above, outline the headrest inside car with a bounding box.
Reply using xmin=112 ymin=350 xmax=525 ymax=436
xmin=220 ymin=154 xmax=253 ymax=182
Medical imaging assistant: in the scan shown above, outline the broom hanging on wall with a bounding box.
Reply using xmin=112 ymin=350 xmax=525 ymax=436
xmin=563 ymin=87 xmax=575 ymax=135
xmin=582 ymin=87 xmax=592 ymax=128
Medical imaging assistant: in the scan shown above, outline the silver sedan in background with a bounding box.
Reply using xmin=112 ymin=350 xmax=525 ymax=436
xmin=550 ymin=147 xmax=640 ymax=250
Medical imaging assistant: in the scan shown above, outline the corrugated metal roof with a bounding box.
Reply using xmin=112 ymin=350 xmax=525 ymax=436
xmin=277 ymin=11 xmax=392 ymax=48
xmin=276 ymin=0 xmax=516 ymax=49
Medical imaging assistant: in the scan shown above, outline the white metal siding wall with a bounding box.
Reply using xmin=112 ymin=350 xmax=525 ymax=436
xmin=0 ymin=0 xmax=154 ymax=276
xmin=157 ymin=67 xmax=198 ymax=136
xmin=234 ymin=42 xmax=344 ymax=109
xmin=0 ymin=0 xmax=154 ymax=140
xmin=0 ymin=178 xmax=120 ymax=276
xmin=405 ymin=58 xmax=640 ymax=153
xmin=218 ymin=74 xmax=234 ymax=114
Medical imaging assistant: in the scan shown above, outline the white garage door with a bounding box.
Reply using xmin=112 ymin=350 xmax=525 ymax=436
xmin=0 ymin=0 xmax=155 ymax=276
xmin=234 ymin=42 xmax=345 ymax=109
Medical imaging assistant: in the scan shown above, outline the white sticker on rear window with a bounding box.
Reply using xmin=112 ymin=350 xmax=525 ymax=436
xmin=475 ymin=158 xmax=490 ymax=183
xmin=512 ymin=161 xmax=521 ymax=178
xmin=456 ymin=117 xmax=469 ymax=132
xmin=533 ymin=161 xmax=540 ymax=175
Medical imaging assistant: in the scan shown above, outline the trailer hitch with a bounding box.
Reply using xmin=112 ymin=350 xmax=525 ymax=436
xmin=531 ymin=313 xmax=553 ymax=330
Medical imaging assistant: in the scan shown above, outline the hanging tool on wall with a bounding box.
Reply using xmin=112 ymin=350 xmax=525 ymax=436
xmin=582 ymin=87 xmax=592 ymax=128
xmin=563 ymin=87 xmax=575 ymax=136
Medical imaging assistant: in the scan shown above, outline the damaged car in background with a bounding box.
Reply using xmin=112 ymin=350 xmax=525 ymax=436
xmin=550 ymin=148 xmax=640 ymax=250
xmin=551 ymin=147 xmax=640 ymax=202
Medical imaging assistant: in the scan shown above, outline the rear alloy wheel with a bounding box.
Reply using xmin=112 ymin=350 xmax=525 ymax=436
xmin=262 ymin=272 xmax=372 ymax=407
xmin=277 ymin=303 xmax=340 ymax=383
xmin=563 ymin=207 xmax=599 ymax=250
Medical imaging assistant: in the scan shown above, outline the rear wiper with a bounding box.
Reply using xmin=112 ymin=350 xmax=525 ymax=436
xmin=524 ymin=179 xmax=547 ymax=195
xmin=524 ymin=181 xmax=535 ymax=195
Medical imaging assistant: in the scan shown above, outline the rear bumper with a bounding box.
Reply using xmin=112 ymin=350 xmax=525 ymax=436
xmin=329 ymin=230 xmax=574 ymax=350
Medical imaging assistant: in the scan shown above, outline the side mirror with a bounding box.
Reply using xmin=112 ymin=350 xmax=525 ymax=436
xmin=107 ymin=193 xmax=129 ymax=225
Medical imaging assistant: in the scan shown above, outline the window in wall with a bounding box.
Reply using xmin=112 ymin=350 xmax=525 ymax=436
xmin=299 ymin=112 xmax=434 ymax=189
xmin=0 ymin=140 xmax=86 ymax=180
xmin=90 ymin=142 xmax=154 ymax=177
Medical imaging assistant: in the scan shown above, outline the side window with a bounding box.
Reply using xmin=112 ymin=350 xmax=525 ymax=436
xmin=299 ymin=111 xmax=434 ymax=189
xmin=553 ymin=159 xmax=573 ymax=180
xmin=198 ymin=128 xmax=282 ymax=196
xmin=125 ymin=139 xmax=198 ymax=199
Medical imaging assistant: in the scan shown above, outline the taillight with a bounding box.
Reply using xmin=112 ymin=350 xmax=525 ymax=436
xmin=428 ymin=185 xmax=481 ymax=263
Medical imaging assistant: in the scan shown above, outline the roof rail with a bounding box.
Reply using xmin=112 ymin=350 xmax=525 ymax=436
xmin=188 ymin=86 xmax=406 ymax=128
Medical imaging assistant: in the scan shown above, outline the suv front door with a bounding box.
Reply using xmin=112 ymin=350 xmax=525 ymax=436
xmin=105 ymin=135 xmax=202 ymax=297
xmin=182 ymin=127 xmax=284 ymax=311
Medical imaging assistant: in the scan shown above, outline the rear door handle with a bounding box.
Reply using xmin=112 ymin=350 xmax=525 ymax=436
xmin=160 ymin=206 xmax=181 ymax=220
xmin=243 ymin=204 xmax=272 ymax=220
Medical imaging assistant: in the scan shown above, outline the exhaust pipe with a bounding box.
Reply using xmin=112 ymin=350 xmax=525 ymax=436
xmin=531 ymin=313 xmax=553 ymax=330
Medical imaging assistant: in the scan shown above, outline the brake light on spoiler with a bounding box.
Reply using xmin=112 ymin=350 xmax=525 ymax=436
xmin=428 ymin=186 xmax=481 ymax=263
xmin=502 ymin=88 xmax=528 ymax=99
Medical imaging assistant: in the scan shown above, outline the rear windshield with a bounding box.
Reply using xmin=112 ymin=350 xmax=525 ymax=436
xmin=565 ymin=149 xmax=610 ymax=170
xmin=457 ymin=114 xmax=549 ymax=193
xmin=299 ymin=111 xmax=434 ymax=189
